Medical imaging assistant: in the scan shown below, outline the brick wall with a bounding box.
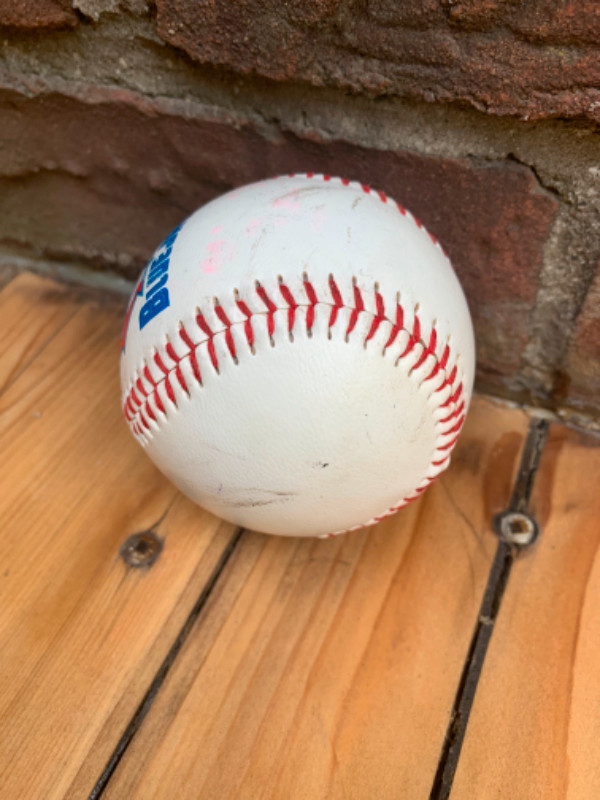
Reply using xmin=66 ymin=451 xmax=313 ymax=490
xmin=1 ymin=1 xmax=600 ymax=422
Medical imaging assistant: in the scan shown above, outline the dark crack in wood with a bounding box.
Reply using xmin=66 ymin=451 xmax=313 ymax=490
xmin=429 ymin=417 xmax=549 ymax=800
xmin=88 ymin=526 xmax=245 ymax=800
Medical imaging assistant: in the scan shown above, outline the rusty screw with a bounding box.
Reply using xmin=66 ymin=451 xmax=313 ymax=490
xmin=493 ymin=511 xmax=539 ymax=547
xmin=120 ymin=531 xmax=163 ymax=568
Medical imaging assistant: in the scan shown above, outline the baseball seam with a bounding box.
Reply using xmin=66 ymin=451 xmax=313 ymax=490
xmin=289 ymin=172 xmax=448 ymax=258
xmin=123 ymin=275 xmax=466 ymax=535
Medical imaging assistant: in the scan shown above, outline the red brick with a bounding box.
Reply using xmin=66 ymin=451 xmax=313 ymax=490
xmin=0 ymin=0 xmax=77 ymax=29
xmin=563 ymin=265 xmax=600 ymax=413
xmin=155 ymin=0 xmax=600 ymax=122
xmin=451 ymin=0 xmax=600 ymax=45
xmin=0 ymin=87 xmax=558 ymax=381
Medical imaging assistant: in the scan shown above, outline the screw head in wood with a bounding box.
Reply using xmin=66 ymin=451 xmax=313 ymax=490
xmin=120 ymin=531 xmax=163 ymax=568
xmin=493 ymin=511 xmax=538 ymax=547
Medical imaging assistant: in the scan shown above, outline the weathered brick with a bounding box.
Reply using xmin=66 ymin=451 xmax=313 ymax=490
xmin=450 ymin=0 xmax=600 ymax=45
xmin=563 ymin=265 xmax=600 ymax=413
xmin=0 ymin=87 xmax=558 ymax=380
xmin=155 ymin=0 xmax=600 ymax=122
xmin=0 ymin=0 xmax=78 ymax=29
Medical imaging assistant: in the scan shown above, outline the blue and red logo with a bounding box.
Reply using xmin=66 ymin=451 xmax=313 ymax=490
xmin=121 ymin=224 xmax=182 ymax=350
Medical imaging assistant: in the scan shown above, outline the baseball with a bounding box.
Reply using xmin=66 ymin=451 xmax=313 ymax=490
xmin=121 ymin=174 xmax=475 ymax=537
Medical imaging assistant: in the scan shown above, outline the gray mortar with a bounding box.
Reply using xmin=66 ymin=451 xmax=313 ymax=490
xmin=0 ymin=250 xmax=133 ymax=295
xmin=1 ymin=12 xmax=600 ymax=414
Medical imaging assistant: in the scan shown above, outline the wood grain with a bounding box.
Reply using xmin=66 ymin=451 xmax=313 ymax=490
xmin=0 ymin=275 xmax=237 ymax=800
xmin=0 ymin=272 xmax=82 ymax=393
xmin=451 ymin=423 xmax=600 ymax=800
xmin=103 ymin=397 xmax=529 ymax=800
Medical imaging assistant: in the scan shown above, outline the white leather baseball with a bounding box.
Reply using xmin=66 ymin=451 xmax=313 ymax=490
xmin=121 ymin=174 xmax=475 ymax=537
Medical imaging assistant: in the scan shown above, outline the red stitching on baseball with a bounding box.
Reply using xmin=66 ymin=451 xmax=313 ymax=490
xmin=328 ymin=276 xmax=343 ymax=329
xmin=179 ymin=324 xmax=194 ymax=351
xmin=195 ymin=310 xmax=219 ymax=372
xmin=411 ymin=326 xmax=437 ymax=372
xmin=440 ymin=400 xmax=465 ymax=425
xmin=411 ymin=349 xmax=428 ymax=372
xmin=165 ymin=341 xmax=179 ymax=364
xmin=125 ymin=280 xmax=464 ymax=439
xmin=444 ymin=415 xmax=465 ymax=436
xmin=365 ymin=290 xmax=385 ymax=342
xmin=396 ymin=312 xmax=422 ymax=360
xmin=384 ymin=301 xmax=404 ymax=349
xmin=125 ymin=393 xmax=135 ymax=419
xmin=424 ymin=343 xmax=449 ymax=382
xmin=303 ymin=277 xmax=318 ymax=334
xmin=164 ymin=375 xmax=176 ymax=405
xmin=189 ymin=349 xmax=202 ymax=383
xmin=154 ymin=351 xmax=169 ymax=375
xmin=328 ymin=276 xmax=343 ymax=308
xmin=164 ymin=341 xmax=189 ymax=393
xmin=235 ymin=297 xmax=255 ymax=349
xmin=278 ymin=281 xmax=298 ymax=334
xmin=412 ymin=314 xmax=421 ymax=342
xmin=441 ymin=382 xmax=463 ymax=409
xmin=439 ymin=345 xmax=450 ymax=370
xmin=153 ymin=389 xmax=165 ymax=415
xmin=436 ymin=364 xmax=458 ymax=394
xmin=143 ymin=365 xmax=156 ymax=387
xmin=214 ymin=302 xmax=237 ymax=361
xmin=124 ymin=267 xmax=467 ymax=530
xmin=399 ymin=332 xmax=416 ymax=359
xmin=179 ymin=324 xmax=202 ymax=384
xmin=437 ymin=433 xmax=460 ymax=452
xmin=256 ymin=283 xmax=277 ymax=339
xmin=175 ymin=365 xmax=188 ymax=394
xmin=372 ymin=489 xmax=424 ymax=523
xmin=426 ymin=327 xmax=437 ymax=355
xmin=196 ymin=310 xmax=213 ymax=339
xmin=145 ymin=400 xmax=156 ymax=422
xmin=207 ymin=339 xmax=219 ymax=372
xmin=346 ymin=283 xmax=365 ymax=336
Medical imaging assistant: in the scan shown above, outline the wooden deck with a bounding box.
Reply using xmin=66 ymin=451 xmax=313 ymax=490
xmin=1 ymin=272 xmax=599 ymax=799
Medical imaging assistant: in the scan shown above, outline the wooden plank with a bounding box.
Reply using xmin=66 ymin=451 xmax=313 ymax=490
xmin=0 ymin=262 xmax=18 ymax=291
xmin=451 ymin=423 xmax=600 ymax=799
xmin=0 ymin=275 xmax=237 ymax=800
xmin=103 ymin=397 xmax=530 ymax=800
xmin=0 ymin=271 xmax=84 ymax=393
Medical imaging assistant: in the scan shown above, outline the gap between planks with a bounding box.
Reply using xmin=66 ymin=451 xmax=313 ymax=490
xmin=89 ymin=527 xmax=245 ymax=800
xmin=429 ymin=418 xmax=549 ymax=800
